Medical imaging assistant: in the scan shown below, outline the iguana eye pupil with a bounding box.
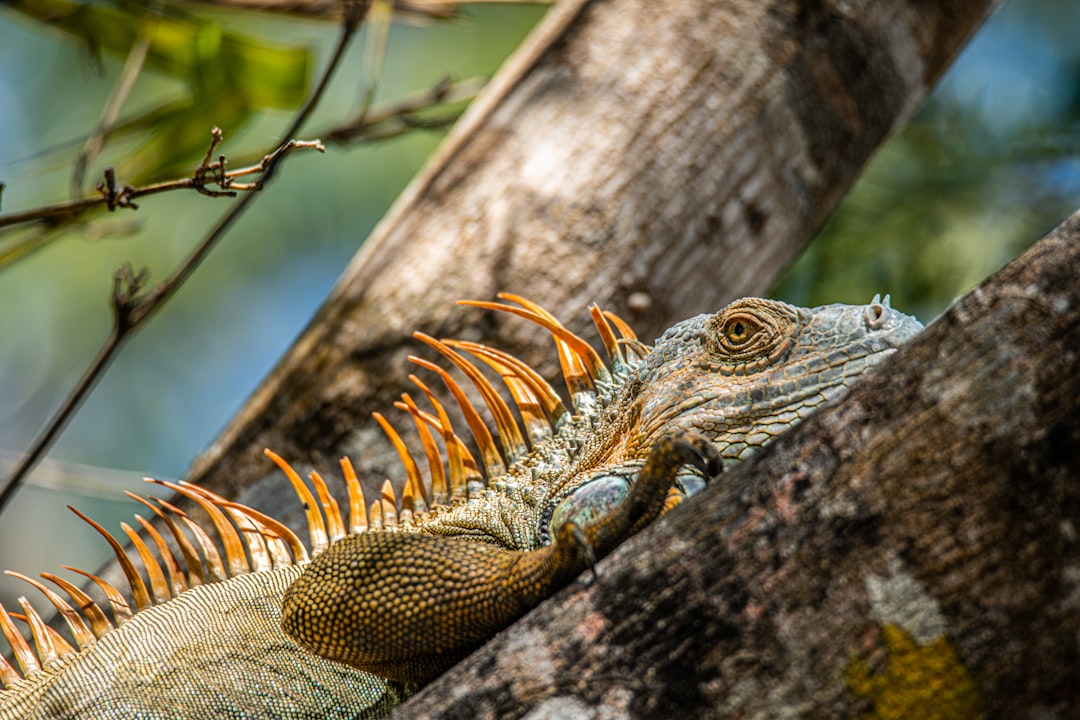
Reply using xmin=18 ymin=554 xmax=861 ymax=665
xmin=728 ymin=320 xmax=748 ymax=341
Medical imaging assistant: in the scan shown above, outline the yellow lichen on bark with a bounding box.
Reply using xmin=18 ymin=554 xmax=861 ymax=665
xmin=847 ymin=624 xmax=982 ymax=720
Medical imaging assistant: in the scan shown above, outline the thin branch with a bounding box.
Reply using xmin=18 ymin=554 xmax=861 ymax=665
xmin=0 ymin=273 xmax=136 ymax=513
xmin=0 ymin=0 xmax=371 ymax=514
xmin=358 ymin=0 xmax=393 ymax=116
xmin=177 ymin=0 xmax=551 ymax=22
xmin=0 ymin=129 xmax=323 ymax=234
xmin=195 ymin=75 xmax=483 ymax=172
xmin=0 ymin=65 xmax=471 ymax=243
xmin=280 ymin=0 xmax=371 ymax=144
xmin=72 ymin=27 xmax=152 ymax=196
xmin=120 ymin=138 xmax=329 ymax=328
xmin=324 ymin=75 xmax=484 ymax=144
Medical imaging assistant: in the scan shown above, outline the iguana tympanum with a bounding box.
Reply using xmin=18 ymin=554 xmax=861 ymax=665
xmin=0 ymin=294 xmax=922 ymax=719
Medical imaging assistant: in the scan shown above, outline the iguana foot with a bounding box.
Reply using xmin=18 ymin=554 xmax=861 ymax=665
xmin=280 ymin=431 xmax=720 ymax=684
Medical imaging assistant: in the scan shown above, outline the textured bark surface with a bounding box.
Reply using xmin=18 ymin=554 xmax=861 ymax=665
xmin=181 ymin=0 xmax=1001 ymax=511
xmin=393 ymin=210 xmax=1080 ymax=718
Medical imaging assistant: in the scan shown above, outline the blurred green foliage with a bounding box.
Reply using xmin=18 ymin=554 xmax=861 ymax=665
xmin=773 ymin=0 xmax=1080 ymax=320
xmin=8 ymin=0 xmax=311 ymax=182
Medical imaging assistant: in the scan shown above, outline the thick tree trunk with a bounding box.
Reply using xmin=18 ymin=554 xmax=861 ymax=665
xmin=183 ymin=0 xmax=1002 ymax=509
xmin=394 ymin=211 xmax=1080 ymax=718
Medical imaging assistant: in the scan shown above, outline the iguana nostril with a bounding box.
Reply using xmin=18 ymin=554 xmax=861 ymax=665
xmin=864 ymin=302 xmax=887 ymax=329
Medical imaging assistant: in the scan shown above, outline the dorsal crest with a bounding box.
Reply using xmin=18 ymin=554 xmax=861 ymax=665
xmin=1 ymin=295 xmax=646 ymax=688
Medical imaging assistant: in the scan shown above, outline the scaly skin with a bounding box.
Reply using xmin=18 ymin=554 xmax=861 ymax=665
xmin=0 ymin=296 xmax=922 ymax=720
xmin=282 ymin=433 xmax=722 ymax=683
xmin=279 ymin=297 xmax=923 ymax=684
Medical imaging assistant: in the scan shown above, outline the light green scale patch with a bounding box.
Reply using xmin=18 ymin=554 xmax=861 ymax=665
xmin=2 ymin=567 xmax=408 ymax=720
xmin=847 ymin=566 xmax=982 ymax=720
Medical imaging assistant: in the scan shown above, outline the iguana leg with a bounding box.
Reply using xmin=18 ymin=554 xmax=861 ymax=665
xmin=571 ymin=432 xmax=721 ymax=554
xmin=280 ymin=432 xmax=721 ymax=684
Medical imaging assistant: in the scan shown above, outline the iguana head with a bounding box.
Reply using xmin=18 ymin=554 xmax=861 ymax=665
xmin=535 ymin=296 xmax=922 ymax=544
xmin=624 ymin=295 xmax=924 ymax=460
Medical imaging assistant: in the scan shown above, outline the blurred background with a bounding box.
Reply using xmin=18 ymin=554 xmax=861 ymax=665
xmin=0 ymin=0 xmax=1078 ymax=612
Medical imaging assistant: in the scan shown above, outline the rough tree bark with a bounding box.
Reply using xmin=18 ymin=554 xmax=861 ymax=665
xmin=392 ymin=208 xmax=1080 ymax=718
xmin=180 ymin=0 xmax=1002 ymax=512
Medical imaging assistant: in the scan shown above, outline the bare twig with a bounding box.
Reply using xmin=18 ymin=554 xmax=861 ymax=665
xmin=194 ymin=75 xmax=483 ymax=172
xmin=0 ymin=129 xmax=324 ymax=233
xmin=0 ymin=271 xmax=140 ymax=509
xmin=72 ymin=29 xmax=152 ymax=195
xmin=178 ymin=0 xmax=550 ymax=22
xmin=1 ymin=73 xmax=473 ymax=242
xmin=0 ymin=0 xmax=371 ymax=514
xmin=358 ymin=0 xmax=393 ymax=116
xmin=325 ymin=75 xmax=484 ymax=144
xmin=280 ymin=0 xmax=372 ymax=144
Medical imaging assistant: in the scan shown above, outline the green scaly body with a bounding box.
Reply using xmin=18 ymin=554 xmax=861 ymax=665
xmin=0 ymin=296 xmax=922 ymax=719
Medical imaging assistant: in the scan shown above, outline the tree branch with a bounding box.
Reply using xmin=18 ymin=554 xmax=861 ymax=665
xmin=0 ymin=130 xmax=323 ymax=234
xmin=0 ymin=73 xmax=471 ymax=242
xmin=395 ymin=207 xmax=1080 ymax=718
xmin=323 ymin=76 xmax=485 ymax=145
xmin=71 ymin=25 xmax=152 ymax=196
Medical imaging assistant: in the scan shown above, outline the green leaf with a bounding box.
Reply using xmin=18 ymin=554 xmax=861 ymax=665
xmin=9 ymin=0 xmax=310 ymax=180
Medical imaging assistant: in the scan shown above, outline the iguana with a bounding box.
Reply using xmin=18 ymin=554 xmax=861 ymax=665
xmin=0 ymin=294 xmax=922 ymax=719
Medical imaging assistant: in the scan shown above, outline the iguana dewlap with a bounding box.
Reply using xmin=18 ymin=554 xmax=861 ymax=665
xmin=0 ymin=294 xmax=922 ymax=719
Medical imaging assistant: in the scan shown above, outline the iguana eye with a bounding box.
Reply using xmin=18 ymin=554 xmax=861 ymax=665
xmin=709 ymin=299 xmax=800 ymax=372
xmin=725 ymin=318 xmax=752 ymax=344
xmin=721 ymin=314 xmax=759 ymax=348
